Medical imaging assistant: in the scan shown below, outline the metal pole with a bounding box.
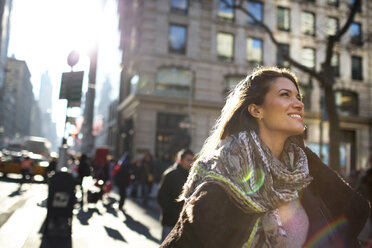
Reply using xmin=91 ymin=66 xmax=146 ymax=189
xmin=80 ymin=43 xmax=98 ymax=155
xmin=319 ymin=93 xmax=324 ymax=161
xmin=62 ymin=103 xmax=68 ymax=145
xmin=57 ymin=102 xmax=69 ymax=171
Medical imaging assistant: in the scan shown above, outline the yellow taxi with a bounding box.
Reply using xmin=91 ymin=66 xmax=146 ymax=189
xmin=0 ymin=151 xmax=50 ymax=179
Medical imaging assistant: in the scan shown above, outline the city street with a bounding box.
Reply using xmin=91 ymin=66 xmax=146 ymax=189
xmin=0 ymin=175 xmax=162 ymax=248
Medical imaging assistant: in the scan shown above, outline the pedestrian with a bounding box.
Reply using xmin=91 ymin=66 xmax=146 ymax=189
xmin=154 ymin=151 xmax=173 ymax=184
xmin=113 ymin=154 xmax=132 ymax=210
xmin=128 ymin=157 xmax=140 ymax=198
xmin=157 ymin=149 xmax=194 ymax=242
xmin=77 ymin=153 xmax=91 ymax=206
xmin=160 ymin=67 xmax=370 ymax=247
xmin=106 ymin=155 xmax=116 ymax=183
xmin=19 ymin=156 xmax=33 ymax=189
xmin=139 ymin=151 xmax=154 ymax=207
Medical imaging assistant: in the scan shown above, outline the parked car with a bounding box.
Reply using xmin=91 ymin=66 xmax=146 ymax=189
xmin=0 ymin=151 xmax=49 ymax=180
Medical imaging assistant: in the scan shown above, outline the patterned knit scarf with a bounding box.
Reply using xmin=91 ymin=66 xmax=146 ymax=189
xmin=183 ymin=130 xmax=312 ymax=215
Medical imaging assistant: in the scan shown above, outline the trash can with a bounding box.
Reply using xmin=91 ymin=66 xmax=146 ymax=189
xmin=44 ymin=171 xmax=76 ymax=236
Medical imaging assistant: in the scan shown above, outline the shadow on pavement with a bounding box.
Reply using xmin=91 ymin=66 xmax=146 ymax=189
xmin=103 ymin=196 xmax=118 ymax=217
xmin=104 ymin=226 xmax=127 ymax=242
xmin=123 ymin=211 xmax=160 ymax=244
xmin=37 ymin=198 xmax=48 ymax=208
xmin=8 ymin=188 xmax=22 ymax=197
xmin=103 ymin=202 xmax=118 ymax=217
xmin=144 ymin=203 xmax=160 ymax=221
xmin=76 ymin=208 xmax=101 ymax=225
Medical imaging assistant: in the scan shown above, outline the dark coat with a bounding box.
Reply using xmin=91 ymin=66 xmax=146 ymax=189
xmin=114 ymin=163 xmax=131 ymax=189
xmin=157 ymin=163 xmax=189 ymax=227
xmin=139 ymin=160 xmax=154 ymax=185
xmin=160 ymin=147 xmax=370 ymax=248
xmin=78 ymin=158 xmax=91 ymax=178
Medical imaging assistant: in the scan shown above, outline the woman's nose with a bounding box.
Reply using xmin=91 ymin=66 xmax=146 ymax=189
xmin=293 ymin=97 xmax=304 ymax=110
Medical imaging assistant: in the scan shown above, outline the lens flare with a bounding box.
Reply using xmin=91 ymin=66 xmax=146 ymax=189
xmin=241 ymin=168 xmax=254 ymax=183
xmin=303 ymin=216 xmax=347 ymax=248
xmin=241 ymin=168 xmax=265 ymax=194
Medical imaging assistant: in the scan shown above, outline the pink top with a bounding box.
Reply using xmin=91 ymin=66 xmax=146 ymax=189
xmin=279 ymin=200 xmax=309 ymax=248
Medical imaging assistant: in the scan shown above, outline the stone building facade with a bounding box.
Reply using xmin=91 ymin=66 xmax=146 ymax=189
xmin=5 ymin=57 xmax=33 ymax=139
xmin=117 ymin=0 xmax=372 ymax=174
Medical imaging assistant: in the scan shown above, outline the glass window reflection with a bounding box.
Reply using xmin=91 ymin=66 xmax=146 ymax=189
xmin=169 ymin=24 xmax=187 ymax=54
xmin=248 ymin=1 xmax=263 ymax=24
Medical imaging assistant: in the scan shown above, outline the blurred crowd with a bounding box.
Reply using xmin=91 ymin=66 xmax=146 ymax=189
xmin=51 ymin=149 xmax=179 ymax=209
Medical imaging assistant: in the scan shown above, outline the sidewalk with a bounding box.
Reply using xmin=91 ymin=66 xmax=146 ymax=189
xmin=0 ymin=177 xmax=163 ymax=248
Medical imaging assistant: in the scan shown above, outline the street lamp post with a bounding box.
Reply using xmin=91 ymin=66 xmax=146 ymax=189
xmin=80 ymin=42 xmax=98 ymax=155
xmin=57 ymin=51 xmax=81 ymax=171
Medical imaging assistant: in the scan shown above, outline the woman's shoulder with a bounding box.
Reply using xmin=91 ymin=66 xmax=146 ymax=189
xmin=161 ymin=181 xmax=259 ymax=248
xmin=188 ymin=181 xmax=231 ymax=200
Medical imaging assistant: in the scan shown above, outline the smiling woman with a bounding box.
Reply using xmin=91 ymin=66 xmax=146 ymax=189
xmin=160 ymin=67 xmax=370 ymax=248
xmin=249 ymin=77 xmax=305 ymax=157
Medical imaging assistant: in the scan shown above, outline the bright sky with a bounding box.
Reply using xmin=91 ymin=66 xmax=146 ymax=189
xmin=8 ymin=0 xmax=122 ymax=139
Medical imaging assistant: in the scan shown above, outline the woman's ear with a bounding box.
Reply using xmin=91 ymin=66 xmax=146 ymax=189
xmin=248 ymin=104 xmax=262 ymax=119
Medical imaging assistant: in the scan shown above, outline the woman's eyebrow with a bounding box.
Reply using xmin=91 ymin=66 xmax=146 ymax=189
xmin=277 ymin=88 xmax=291 ymax=93
xmin=277 ymin=88 xmax=301 ymax=97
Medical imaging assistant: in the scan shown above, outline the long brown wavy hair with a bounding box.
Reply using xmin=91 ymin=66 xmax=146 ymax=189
xmin=197 ymin=67 xmax=300 ymax=160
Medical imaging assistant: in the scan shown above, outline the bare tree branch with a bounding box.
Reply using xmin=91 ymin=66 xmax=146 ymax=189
xmin=220 ymin=0 xmax=321 ymax=81
xmin=334 ymin=0 xmax=360 ymax=41
xmin=217 ymin=0 xmax=362 ymax=172
xmin=323 ymin=0 xmax=361 ymax=78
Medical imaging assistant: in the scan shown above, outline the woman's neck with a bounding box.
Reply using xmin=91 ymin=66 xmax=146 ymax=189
xmin=258 ymin=131 xmax=287 ymax=158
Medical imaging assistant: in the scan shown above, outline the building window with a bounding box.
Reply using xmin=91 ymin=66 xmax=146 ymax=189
xmin=331 ymin=53 xmax=340 ymax=77
xmin=156 ymin=113 xmax=189 ymax=158
xmin=130 ymin=74 xmax=139 ymax=94
xmin=328 ymin=0 xmax=339 ymax=7
xmin=224 ymin=75 xmax=245 ymax=93
xmin=302 ymin=47 xmax=316 ymax=69
xmin=277 ymin=7 xmax=290 ymax=31
xmin=277 ymin=43 xmax=290 ymax=68
xmin=246 ymin=38 xmax=263 ymax=66
xmin=248 ymin=1 xmax=263 ymax=24
xmin=171 ymin=0 xmax=188 ymax=15
xmin=301 ymin=11 xmax=315 ymax=36
xmin=217 ymin=32 xmax=234 ymax=62
xmin=350 ymin=22 xmax=362 ymax=45
xmin=156 ymin=67 xmax=193 ymax=97
xmin=351 ymin=56 xmax=363 ymax=80
xmin=218 ymin=0 xmax=234 ymax=22
xmin=327 ymin=17 xmax=338 ymax=36
xmin=169 ymin=24 xmax=187 ymax=54
xmin=299 ymin=84 xmax=311 ymax=111
xmin=335 ymin=90 xmax=358 ymax=116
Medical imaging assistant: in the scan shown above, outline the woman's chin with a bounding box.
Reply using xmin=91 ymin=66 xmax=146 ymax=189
xmin=288 ymin=126 xmax=305 ymax=136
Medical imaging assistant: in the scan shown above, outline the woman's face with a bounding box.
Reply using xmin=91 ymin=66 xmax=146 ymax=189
xmin=256 ymin=77 xmax=304 ymax=138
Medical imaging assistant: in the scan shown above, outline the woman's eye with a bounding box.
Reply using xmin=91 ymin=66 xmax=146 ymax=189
xmin=280 ymin=92 xmax=289 ymax=96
